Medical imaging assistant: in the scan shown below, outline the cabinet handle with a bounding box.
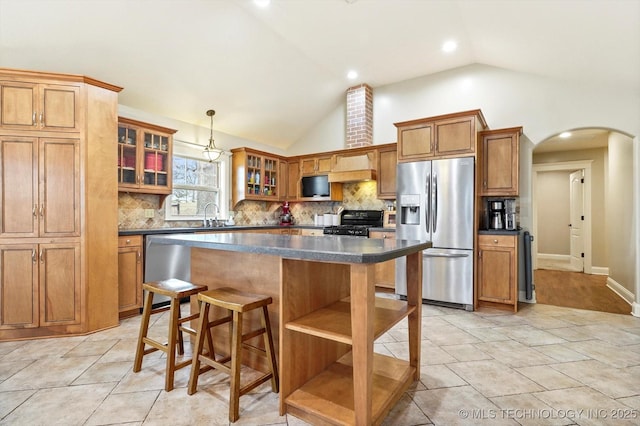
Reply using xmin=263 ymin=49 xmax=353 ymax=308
xmin=32 ymin=112 xmax=36 ymax=125
xmin=494 ymin=239 xmax=498 ymax=243
xmin=32 ymin=249 xmax=36 ymax=263
xmin=126 ymin=239 xmax=131 ymax=244
xmin=39 ymin=249 xmax=44 ymax=263
xmin=33 ymin=204 xmax=37 ymax=217
xmin=39 ymin=204 xmax=44 ymax=217
xmin=39 ymin=112 xmax=43 ymax=126
xmin=137 ymin=250 xmax=141 ymax=263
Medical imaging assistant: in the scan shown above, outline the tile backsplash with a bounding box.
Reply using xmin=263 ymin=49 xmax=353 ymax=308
xmin=118 ymin=181 xmax=393 ymax=230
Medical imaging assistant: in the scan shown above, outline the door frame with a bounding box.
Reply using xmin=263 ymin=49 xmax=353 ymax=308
xmin=532 ymin=160 xmax=593 ymax=274
xmin=569 ymin=169 xmax=585 ymax=272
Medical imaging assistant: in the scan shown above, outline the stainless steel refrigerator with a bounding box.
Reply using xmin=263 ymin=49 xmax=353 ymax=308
xmin=395 ymin=157 xmax=474 ymax=310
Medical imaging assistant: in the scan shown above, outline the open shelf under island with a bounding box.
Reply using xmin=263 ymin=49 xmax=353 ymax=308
xmin=146 ymin=232 xmax=430 ymax=425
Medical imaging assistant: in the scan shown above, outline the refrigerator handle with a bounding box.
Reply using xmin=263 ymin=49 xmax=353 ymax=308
xmin=425 ymin=172 xmax=431 ymax=234
xmin=432 ymin=172 xmax=438 ymax=233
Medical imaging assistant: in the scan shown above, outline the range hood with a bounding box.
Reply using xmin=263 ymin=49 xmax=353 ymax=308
xmin=327 ymin=152 xmax=377 ymax=183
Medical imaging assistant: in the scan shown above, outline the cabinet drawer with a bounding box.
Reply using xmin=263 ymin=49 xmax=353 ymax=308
xmin=478 ymin=234 xmax=516 ymax=248
xmin=118 ymin=235 xmax=143 ymax=247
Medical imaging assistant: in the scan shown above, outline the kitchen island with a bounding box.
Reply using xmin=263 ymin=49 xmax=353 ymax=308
xmin=147 ymin=232 xmax=429 ymax=425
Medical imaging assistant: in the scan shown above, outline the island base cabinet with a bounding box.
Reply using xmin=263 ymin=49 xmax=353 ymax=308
xmin=280 ymin=253 xmax=422 ymax=425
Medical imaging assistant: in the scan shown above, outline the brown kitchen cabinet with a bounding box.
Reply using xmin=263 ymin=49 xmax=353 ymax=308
xmin=479 ymin=127 xmax=521 ymax=196
xmin=117 ymin=117 xmax=176 ymax=199
xmin=395 ymin=110 xmax=487 ymax=162
xmin=0 ymin=68 xmax=121 ymax=341
xmin=0 ymin=136 xmax=80 ymax=238
xmin=231 ymin=147 xmax=283 ymax=206
xmin=477 ymin=234 xmax=518 ymax=312
xmin=376 ymin=144 xmax=397 ymax=199
xmin=285 ymin=159 xmax=300 ymax=201
xmin=300 ymin=154 xmax=332 ymax=175
xmin=369 ymin=230 xmax=396 ymax=290
xmin=0 ymin=79 xmax=81 ymax=132
xmin=0 ymin=242 xmax=81 ymax=329
xmin=118 ymin=235 xmax=143 ymax=319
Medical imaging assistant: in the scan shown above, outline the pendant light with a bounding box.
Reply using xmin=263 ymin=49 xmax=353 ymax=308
xmin=203 ymin=109 xmax=222 ymax=162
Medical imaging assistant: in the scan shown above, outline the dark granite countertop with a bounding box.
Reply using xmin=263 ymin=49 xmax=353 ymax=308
xmin=118 ymin=225 xmax=322 ymax=236
xmin=146 ymin=232 xmax=430 ymax=264
xmin=478 ymin=229 xmax=521 ymax=235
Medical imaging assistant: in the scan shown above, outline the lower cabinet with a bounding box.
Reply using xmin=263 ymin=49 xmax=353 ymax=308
xmin=0 ymin=242 xmax=81 ymax=329
xmin=477 ymin=234 xmax=518 ymax=312
xmin=369 ymin=230 xmax=396 ymax=290
xmin=118 ymin=236 xmax=143 ymax=318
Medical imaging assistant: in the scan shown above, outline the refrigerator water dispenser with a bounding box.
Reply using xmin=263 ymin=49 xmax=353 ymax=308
xmin=399 ymin=194 xmax=421 ymax=225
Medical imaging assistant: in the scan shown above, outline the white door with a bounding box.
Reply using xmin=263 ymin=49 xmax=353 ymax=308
xmin=569 ymin=170 xmax=584 ymax=272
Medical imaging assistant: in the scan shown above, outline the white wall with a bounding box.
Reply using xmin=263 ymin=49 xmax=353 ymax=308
xmin=608 ymin=133 xmax=635 ymax=293
xmin=535 ymin=171 xmax=571 ymax=255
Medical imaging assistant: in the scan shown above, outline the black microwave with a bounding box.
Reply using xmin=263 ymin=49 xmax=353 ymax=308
xmin=301 ymin=175 xmax=330 ymax=198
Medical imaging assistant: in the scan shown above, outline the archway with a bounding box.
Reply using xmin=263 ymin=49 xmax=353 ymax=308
xmin=530 ymin=128 xmax=634 ymax=314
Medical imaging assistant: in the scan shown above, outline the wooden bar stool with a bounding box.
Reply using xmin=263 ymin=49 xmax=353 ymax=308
xmin=133 ymin=278 xmax=208 ymax=392
xmin=188 ymin=287 xmax=279 ymax=422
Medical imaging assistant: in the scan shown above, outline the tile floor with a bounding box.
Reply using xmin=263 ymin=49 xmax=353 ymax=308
xmin=2 ymin=301 xmax=640 ymax=425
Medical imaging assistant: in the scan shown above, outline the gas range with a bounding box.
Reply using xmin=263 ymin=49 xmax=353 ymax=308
xmin=322 ymin=210 xmax=383 ymax=237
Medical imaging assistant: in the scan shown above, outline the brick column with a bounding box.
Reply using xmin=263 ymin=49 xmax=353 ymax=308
xmin=346 ymin=83 xmax=373 ymax=148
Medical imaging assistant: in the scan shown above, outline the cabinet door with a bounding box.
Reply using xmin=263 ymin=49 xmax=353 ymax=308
xmin=39 ymin=243 xmax=81 ymax=326
xmin=435 ymin=116 xmax=475 ymax=156
xmin=369 ymin=231 xmax=396 ymax=289
xmin=397 ymin=123 xmax=433 ymax=161
xmin=477 ymin=236 xmax=517 ymax=308
xmin=316 ymin=156 xmax=332 ymax=173
xmin=118 ymin=238 xmax=143 ymax=316
xmin=286 ymin=160 xmax=299 ymax=200
xmin=0 ymin=244 xmax=39 ymax=329
xmin=40 ymin=84 xmax=81 ymax=132
xmin=0 ymin=136 xmax=38 ymax=237
xmin=117 ymin=122 xmax=139 ymax=188
xmin=40 ymin=138 xmax=80 ymax=237
xmin=0 ymin=81 xmax=38 ymax=130
xmin=480 ymin=130 xmax=520 ymax=196
xmin=140 ymin=130 xmax=171 ymax=192
xmin=300 ymin=158 xmax=317 ymax=175
xmin=376 ymin=146 xmax=397 ymax=199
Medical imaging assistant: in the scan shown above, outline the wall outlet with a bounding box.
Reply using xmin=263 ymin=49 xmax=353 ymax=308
xmin=144 ymin=209 xmax=155 ymax=218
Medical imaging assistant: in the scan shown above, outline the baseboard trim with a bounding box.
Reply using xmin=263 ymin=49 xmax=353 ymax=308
xmin=632 ymin=302 xmax=640 ymax=318
xmin=538 ymin=253 xmax=570 ymax=261
xmin=606 ymin=277 xmax=634 ymax=307
xmin=591 ymin=266 xmax=610 ymax=275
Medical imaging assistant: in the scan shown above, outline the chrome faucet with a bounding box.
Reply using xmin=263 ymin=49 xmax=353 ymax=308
xmin=203 ymin=202 xmax=220 ymax=227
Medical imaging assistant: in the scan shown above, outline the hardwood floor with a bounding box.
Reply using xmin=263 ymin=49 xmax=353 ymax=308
xmin=534 ymin=269 xmax=631 ymax=315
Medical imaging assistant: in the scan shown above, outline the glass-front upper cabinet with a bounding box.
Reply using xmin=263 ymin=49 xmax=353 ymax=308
xmin=117 ymin=117 xmax=176 ymax=198
xmin=231 ymin=147 xmax=282 ymax=206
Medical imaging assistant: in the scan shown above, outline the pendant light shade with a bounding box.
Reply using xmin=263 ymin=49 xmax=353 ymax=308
xmin=203 ymin=109 xmax=222 ymax=162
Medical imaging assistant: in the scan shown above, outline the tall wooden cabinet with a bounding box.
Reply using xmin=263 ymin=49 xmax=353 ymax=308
xmin=0 ymin=68 xmax=122 ymax=340
xmin=376 ymin=144 xmax=397 ymax=199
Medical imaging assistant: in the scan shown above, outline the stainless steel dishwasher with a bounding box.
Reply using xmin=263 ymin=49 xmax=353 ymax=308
xmin=144 ymin=234 xmax=192 ymax=307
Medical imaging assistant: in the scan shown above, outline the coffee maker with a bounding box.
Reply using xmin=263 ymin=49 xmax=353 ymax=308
xmin=489 ymin=200 xmax=504 ymax=230
xmin=504 ymin=198 xmax=517 ymax=230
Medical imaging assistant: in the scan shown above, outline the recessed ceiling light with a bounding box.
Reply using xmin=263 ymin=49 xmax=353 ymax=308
xmin=559 ymin=132 xmax=572 ymax=138
xmin=253 ymin=0 xmax=270 ymax=8
xmin=442 ymin=40 xmax=458 ymax=53
xmin=347 ymin=70 xmax=358 ymax=80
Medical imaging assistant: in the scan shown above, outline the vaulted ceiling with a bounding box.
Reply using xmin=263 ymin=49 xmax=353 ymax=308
xmin=1 ymin=0 xmax=638 ymax=150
